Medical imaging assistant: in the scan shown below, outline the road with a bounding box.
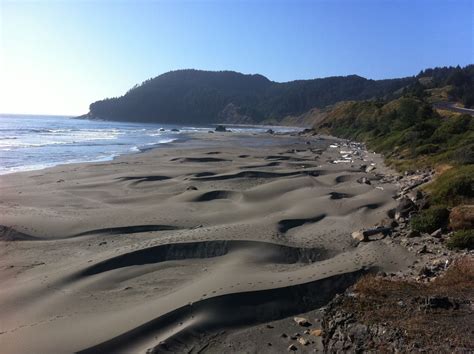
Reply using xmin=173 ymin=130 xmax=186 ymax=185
xmin=433 ymin=101 xmax=474 ymax=116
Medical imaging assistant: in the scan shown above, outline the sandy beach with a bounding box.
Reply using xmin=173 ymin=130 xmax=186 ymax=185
xmin=0 ymin=132 xmax=416 ymax=353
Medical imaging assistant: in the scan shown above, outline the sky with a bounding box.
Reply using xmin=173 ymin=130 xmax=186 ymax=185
xmin=0 ymin=0 xmax=473 ymax=115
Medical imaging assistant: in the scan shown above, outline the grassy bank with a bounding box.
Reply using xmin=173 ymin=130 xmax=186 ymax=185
xmin=313 ymin=96 xmax=473 ymax=245
xmin=315 ymin=97 xmax=473 ymax=171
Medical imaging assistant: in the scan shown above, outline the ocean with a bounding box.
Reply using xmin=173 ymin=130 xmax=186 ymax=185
xmin=0 ymin=114 xmax=296 ymax=175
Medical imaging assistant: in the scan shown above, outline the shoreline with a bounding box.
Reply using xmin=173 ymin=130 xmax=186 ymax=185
xmin=0 ymin=131 xmax=443 ymax=353
xmin=0 ymin=121 xmax=300 ymax=176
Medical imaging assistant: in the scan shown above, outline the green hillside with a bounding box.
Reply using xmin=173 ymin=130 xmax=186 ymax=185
xmin=84 ymin=69 xmax=414 ymax=124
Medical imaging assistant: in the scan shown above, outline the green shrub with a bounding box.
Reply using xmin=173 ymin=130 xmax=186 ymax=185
xmin=427 ymin=165 xmax=474 ymax=206
xmin=447 ymin=230 xmax=474 ymax=250
xmin=411 ymin=206 xmax=450 ymax=233
xmin=414 ymin=144 xmax=440 ymax=156
xmin=450 ymin=144 xmax=474 ymax=164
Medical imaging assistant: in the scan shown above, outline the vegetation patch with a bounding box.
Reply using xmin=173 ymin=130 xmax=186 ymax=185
xmin=411 ymin=206 xmax=450 ymax=233
xmin=315 ymin=96 xmax=474 ymax=171
xmin=447 ymin=230 xmax=474 ymax=250
xmin=328 ymin=257 xmax=474 ymax=352
xmin=425 ymin=165 xmax=474 ymax=206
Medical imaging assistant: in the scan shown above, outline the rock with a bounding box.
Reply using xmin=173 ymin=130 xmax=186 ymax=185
xmin=357 ymin=177 xmax=371 ymax=185
xmin=288 ymin=344 xmax=297 ymax=351
xmin=215 ymin=125 xmax=228 ymax=132
xmin=407 ymin=190 xmax=423 ymax=202
xmin=407 ymin=230 xmax=420 ymax=238
xmin=418 ymin=245 xmax=428 ymax=254
xmin=310 ymin=329 xmax=323 ymax=337
xmin=449 ymin=205 xmax=474 ymax=230
xmin=266 ymin=129 xmax=275 ymax=134
xmin=208 ymin=130 xmax=214 ymax=133
xmin=348 ymin=323 xmax=368 ymax=339
xmin=422 ymin=296 xmax=457 ymax=310
xmin=294 ymin=316 xmax=311 ymax=327
xmin=365 ymin=165 xmax=376 ymax=173
xmin=352 ymin=231 xmax=367 ymax=242
xmin=171 ymin=128 xmax=180 ymax=132
xmin=186 ymin=186 xmax=198 ymax=191
xmin=419 ymin=266 xmax=434 ymax=277
xmin=297 ymin=337 xmax=309 ymax=346
xmin=159 ymin=128 xmax=165 ymax=131
xmin=280 ymin=333 xmax=288 ymax=338
xmin=299 ymin=128 xmax=313 ymax=135
xmin=352 ymin=227 xmax=391 ymax=242
xmin=430 ymin=228 xmax=443 ymax=238
xmin=395 ymin=198 xmax=417 ymax=220
xmin=266 ymin=324 xmax=274 ymax=329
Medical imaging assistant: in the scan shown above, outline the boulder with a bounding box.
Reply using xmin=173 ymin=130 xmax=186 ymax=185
xmin=430 ymin=228 xmax=443 ymax=238
xmin=266 ymin=128 xmax=275 ymax=134
xmin=357 ymin=177 xmax=371 ymax=185
xmin=352 ymin=227 xmax=392 ymax=242
xmin=171 ymin=128 xmax=180 ymax=132
xmin=351 ymin=231 xmax=367 ymax=242
xmin=294 ymin=316 xmax=311 ymax=327
xmin=159 ymin=128 xmax=165 ymax=131
xmin=288 ymin=344 xmax=297 ymax=351
xmin=299 ymin=128 xmax=313 ymax=135
xmin=407 ymin=230 xmax=420 ymax=238
xmin=297 ymin=337 xmax=309 ymax=346
xmin=215 ymin=125 xmax=228 ymax=132
xmin=395 ymin=198 xmax=417 ymax=220
xmin=449 ymin=205 xmax=474 ymax=231
xmin=310 ymin=329 xmax=323 ymax=337
xmin=365 ymin=165 xmax=376 ymax=173
xmin=406 ymin=190 xmax=423 ymax=202
xmin=422 ymin=296 xmax=457 ymax=310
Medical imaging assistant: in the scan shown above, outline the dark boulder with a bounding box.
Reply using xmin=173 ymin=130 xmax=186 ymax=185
xmin=215 ymin=125 xmax=228 ymax=132
xmin=395 ymin=198 xmax=417 ymax=220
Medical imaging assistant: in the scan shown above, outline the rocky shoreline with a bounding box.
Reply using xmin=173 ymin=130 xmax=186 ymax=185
xmin=315 ymin=140 xmax=474 ymax=353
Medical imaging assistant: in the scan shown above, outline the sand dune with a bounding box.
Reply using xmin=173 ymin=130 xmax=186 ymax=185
xmin=0 ymin=133 xmax=415 ymax=353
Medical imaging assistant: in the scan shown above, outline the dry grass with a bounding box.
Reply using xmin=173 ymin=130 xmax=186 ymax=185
xmin=343 ymin=257 xmax=474 ymax=350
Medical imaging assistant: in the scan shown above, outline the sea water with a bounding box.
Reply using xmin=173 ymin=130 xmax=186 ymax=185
xmin=0 ymin=114 xmax=296 ymax=174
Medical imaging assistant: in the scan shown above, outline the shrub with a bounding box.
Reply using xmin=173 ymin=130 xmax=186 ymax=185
xmin=450 ymin=144 xmax=474 ymax=164
xmin=414 ymin=143 xmax=440 ymax=156
xmin=447 ymin=230 xmax=474 ymax=250
xmin=411 ymin=206 xmax=450 ymax=233
xmin=426 ymin=165 xmax=474 ymax=206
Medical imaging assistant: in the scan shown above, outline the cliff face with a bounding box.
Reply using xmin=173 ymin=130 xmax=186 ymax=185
xmin=84 ymin=69 xmax=414 ymax=125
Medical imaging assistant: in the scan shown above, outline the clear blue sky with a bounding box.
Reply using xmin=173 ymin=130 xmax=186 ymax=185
xmin=1 ymin=0 xmax=473 ymax=115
